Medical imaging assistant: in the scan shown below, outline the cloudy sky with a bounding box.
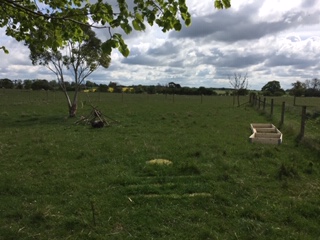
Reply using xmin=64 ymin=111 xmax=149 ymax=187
xmin=1 ymin=0 xmax=320 ymax=90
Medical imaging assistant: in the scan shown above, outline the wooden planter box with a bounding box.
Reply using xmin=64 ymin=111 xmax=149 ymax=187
xmin=249 ymin=123 xmax=282 ymax=144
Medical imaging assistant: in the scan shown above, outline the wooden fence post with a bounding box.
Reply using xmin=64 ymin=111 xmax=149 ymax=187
xmin=263 ymin=98 xmax=266 ymax=111
xmin=258 ymin=97 xmax=261 ymax=109
xmin=280 ymin=101 xmax=285 ymax=126
xmin=299 ymin=106 xmax=307 ymax=139
xmin=270 ymin=99 xmax=274 ymax=116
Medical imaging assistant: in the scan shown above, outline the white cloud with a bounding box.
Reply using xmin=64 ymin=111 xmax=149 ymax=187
xmin=258 ymin=0 xmax=301 ymax=19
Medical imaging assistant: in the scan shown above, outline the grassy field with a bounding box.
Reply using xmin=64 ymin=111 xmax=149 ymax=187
xmin=1 ymin=90 xmax=320 ymax=239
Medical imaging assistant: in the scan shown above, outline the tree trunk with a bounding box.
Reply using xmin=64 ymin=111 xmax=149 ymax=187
xmin=233 ymin=91 xmax=236 ymax=106
xmin=60 ymin=88 xmax=74 ymax=117
xmin=69 ymin=102 xmax=77 ymax=117
xmin=69 ymin=89 xmax=79 ymax=118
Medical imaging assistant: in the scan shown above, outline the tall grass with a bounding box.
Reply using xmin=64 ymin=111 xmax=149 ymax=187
xmin=0 ymin=90 xmax=320 ymax=239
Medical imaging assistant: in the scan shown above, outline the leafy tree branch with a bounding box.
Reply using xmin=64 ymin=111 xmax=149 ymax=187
xmin=1 ymin=0 xmax=231 ymax=55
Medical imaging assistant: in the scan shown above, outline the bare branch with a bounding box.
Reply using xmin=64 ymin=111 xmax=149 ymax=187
xmin=229 ymin=72 xmax=249 ymax=106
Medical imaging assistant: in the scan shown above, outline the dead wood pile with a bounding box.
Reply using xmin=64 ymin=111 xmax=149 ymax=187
xmin=75 ymin=105 xmax=118 ymax=128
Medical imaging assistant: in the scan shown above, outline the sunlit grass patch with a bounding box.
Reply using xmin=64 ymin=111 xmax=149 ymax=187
xmin=146 ymin=159 xmax=173 ymax=165
xmin=132 ymin=192 xmax=212 ymax=199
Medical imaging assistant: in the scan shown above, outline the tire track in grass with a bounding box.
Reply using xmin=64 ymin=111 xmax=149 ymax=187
xmin=121 ymin=174 xmax=213 ymax=199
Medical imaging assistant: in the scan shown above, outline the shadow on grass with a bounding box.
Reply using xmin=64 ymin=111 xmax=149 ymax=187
xmin=0 ymin=114 xmax=72 ymax=128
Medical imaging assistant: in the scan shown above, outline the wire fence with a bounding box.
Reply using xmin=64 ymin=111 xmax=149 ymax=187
xmin=250 ymin=95 xmax=320 ymax=148
xmin=0 ymin=88 xmax=241 ymax=107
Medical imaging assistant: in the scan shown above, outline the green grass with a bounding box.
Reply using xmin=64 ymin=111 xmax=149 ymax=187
xmin=1 ymin=90 xmax=320 ymax=239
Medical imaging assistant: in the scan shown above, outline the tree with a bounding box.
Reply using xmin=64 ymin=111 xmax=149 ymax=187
xmin=261 ymin=80 xmax=285 ymax=96
xmin=31 ymin=79 xmax=50 ymax=90
xmin=290 ymin=81 xmax=306 ymax=97
xmin=0 ymin=78 xmax=14 ymax=89
xmin=1 ymin=0 xmax=231 ymax=55
xmin=23 ymin=80 xmax=33 ymax=90
xmin=16 ymin=80 xmax=23 ymax=89
xmin=85 ymin=81 xmax=97 ymax=88
xmin=197 ymin=86 xmax=213 ymax=95
xmin=97 ymin=84 xmax=109 ymax=92
xmin=108 ymin=81 xmax=119 ymax=89
xmin=168 ymin=82 xmax=181 ymax=88
xmin=304 ymin=78 xmax=320 ymax=97
xmin=49 ymin=80 xmax=59 ymax=90
xmin=29 ymin=27 xmax=111 ymax=117
xmin=146 ymin=85 xmax=156 ymax=94
xmin=305 ymin=78 xmax=320 ymax=90
xmin=229 ymin=73 xmax=248 ymax=106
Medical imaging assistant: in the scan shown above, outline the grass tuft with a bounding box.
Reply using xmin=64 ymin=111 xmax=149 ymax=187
xmin=277 ymin=163 xmax=299 ymax=180
xmin=178 ymin=162 xmax=201 ymax=175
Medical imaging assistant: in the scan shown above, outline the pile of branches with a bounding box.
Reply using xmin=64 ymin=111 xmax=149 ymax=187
xmin=75 ymin=105 xmax=118 ymax=128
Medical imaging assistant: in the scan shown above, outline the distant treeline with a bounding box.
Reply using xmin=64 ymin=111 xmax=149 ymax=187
xmin=288 ymin=78 xmax=320 ymax=97
xmin=2 ymin=78 xmax=319 ymax=97
xmin=0 ymin=78 xmax=237 ymax=96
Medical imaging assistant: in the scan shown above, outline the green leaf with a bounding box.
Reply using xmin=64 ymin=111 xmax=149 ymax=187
xmin=132 ymin=19 xmax=145 ymax=31
xmin=111 ymin=39 xmax=119 ymax=48
xmin=118 ymin=44 xmax=130 ymax=57
xmin=155 ymin=19 xmax=165 ymax=30
xmin=0 ymin=46 xmax=9 ymax=54
xmin=114 ymin=34 xmax=130 ymax=57
xmin=121 ymin=23 xmax=132 ymax=34
xmin=214 ymin=0 xmax=231 ymax=9
xmin=101 ymin=40 xmax=112 ymax=55
xmin=185 ymin=18 xmax=191 ymax=26
xmin=135 ymin=13 xmax=144 ymax=22
xmin=179 ymin=5 xmax=188 ymax=14
xmin=132 ymin=19 xmax=141 ymax=30
xmin=222 ymin=0 xmax=231 ymax=8
xmin=214 ymin=1 xmax=223 ymax=9
xmin=173 ymin=21 xmax=182 ymax=31
xmin=147 ymin=12 xmax=156 ymax=26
